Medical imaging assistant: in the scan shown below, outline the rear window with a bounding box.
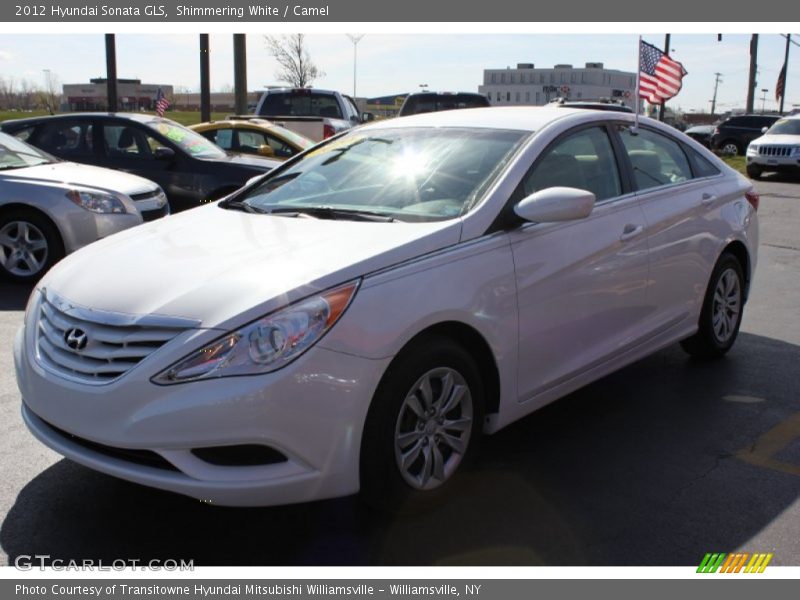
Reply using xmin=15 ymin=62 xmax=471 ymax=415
xmin=400 ymin=94 xmax=490 ymax=116
xmin=258 ymin=92 xmax=343 ymax=120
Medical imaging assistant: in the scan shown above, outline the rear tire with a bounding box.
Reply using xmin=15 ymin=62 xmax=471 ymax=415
xmin=360 ymin=336 xmax=484 ymax=513
xmin=680 ymin=253 xmax=745 ymax=358
xmin=719 ymin=140 xmax=742 ymax=156
xmin=0 ymin=209 xmax=64 ymax=283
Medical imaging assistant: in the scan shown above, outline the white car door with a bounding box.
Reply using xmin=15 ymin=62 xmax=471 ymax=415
xmin=509 ymin=124 xmax=651 ymax=404
xmin=616 ymin=125 xmax=720 ymax=335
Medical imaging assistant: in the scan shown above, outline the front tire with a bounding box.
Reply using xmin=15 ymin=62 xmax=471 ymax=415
xmin=360 ymin=336 xmax=484 ymax=513
xmin=681 ymin=253 xmax=745 ymax=358
xmin=0 ymin=209 xmax=64 ymax=283
xmin=746 ymin=164 xmax=763 ymax=179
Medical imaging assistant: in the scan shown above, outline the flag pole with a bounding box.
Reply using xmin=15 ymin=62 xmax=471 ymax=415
xmin=633 ymin=35 xmax=641 ymax=133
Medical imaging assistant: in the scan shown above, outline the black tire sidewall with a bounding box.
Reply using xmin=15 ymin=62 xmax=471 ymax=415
xmin=0 ymin=209 xmax=63 ymax=283
xmin=697 ymin=254 xmax=745 ymax=354
xmin=360 ymin=336 xmax=485 ymax=512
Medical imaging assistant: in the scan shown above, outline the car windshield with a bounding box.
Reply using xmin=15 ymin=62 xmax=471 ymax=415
xmin=0 ymin=132 xmax=54 ymax=170
xmin=766 ymin=119 xmax=800 ymax=136
xmin=145 ymin=119 xmax=227 ymax=159
xmin=232 ymin=127 xmax=526 ymax=222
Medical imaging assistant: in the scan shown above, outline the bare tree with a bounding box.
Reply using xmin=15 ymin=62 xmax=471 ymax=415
xmin=264 ymin=34 xmax=324 ymax=88
xmin=39 ymin=70 xmax=61 ymax=114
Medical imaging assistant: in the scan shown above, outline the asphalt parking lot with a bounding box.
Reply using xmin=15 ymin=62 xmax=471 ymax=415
xmin=1 ymin=173 xmax=799 ymax=567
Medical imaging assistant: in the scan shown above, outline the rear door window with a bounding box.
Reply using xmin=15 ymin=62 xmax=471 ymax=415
xmin=617 ymin=127 xmax=692 ymax=190
xmin=35 ymin=121 xmax=94 ymax=157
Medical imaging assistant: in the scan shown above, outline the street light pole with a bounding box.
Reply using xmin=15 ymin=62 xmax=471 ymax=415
xmin=761 ymin=88 xmax=768 ymax=113
xmin=346 ymin=34 xmax=364 ymax=98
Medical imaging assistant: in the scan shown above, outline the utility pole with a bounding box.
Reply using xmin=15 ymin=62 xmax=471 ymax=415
xmin=746 ymin=34 xmax=759 ymax=114
xmin=105 ymin=34 xmax=117 ymax=112
xmin=659 ymin=33 xmax=671 ymax=122
xmin=199 ymin=34 xmax=210 ymax=123
xmin=233 ymin=34 xmax=247 ymax=115
xmin=778 ymin=34 xmax=792 ymax=115
xmin=710 ymin=72 xmax=722 ymax=115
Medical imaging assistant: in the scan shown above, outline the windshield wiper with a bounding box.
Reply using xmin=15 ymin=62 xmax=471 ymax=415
xmin=225 ymin=201 xmax=270 ymax=214
xmin=268 ymin=206 xmax=397 ymax=222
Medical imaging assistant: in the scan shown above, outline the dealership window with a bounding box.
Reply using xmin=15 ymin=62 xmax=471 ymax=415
xmin=506 ymin=92 xmax=511 ymax=102
xmin=500 ymin=73 xmax=506 ymax=83
xmin=549 ymin=73 xmax=555 ymax=83
xmin=539 ymin=74 xmax=545 ymax=83
xmin=571 ymin=73 xmax=577 ymax=83
xmin=525 ymin=91 xmax=530 ymax=102
xmin=515 ymin=92 xmax=520 ymax=103
xmin=510 ymin=74 xmax=515 ymax=83
xmin=491 ymin=73 xmax=496 ymax=84
xmin=535 ymin=92 xmax=540 ymax=104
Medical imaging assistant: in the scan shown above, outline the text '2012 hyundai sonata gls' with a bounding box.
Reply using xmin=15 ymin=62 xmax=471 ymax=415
xmin=14 ymin=107 xmax=758 ymax=511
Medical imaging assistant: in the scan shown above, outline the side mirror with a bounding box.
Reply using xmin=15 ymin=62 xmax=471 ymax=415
xmin=761 ymin=126 xmax=769 ymax=134
xmin=361 ymin=112 xmax=375 ymax=123
xmin=154 ymin=147 xmax=175 ymax=160
xmin=514 ymin=187 xmax=595 ymax=223
xmin=257 ymin=144 xmax=275 ymax=157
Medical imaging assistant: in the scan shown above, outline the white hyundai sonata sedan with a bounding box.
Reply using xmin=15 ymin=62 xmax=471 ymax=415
xmin=14 ymin=107 xmax=758 ymax=511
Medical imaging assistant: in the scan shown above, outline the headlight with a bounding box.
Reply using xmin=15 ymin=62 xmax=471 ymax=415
xmin=66 ymin=190 xmax=127 ymax=214
xmin=152 ymin=280 xmax=360 ymax=384
xmin=746 ymin=145 xmax=758 ymax=155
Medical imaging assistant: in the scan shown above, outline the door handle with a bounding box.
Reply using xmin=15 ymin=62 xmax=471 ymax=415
xmin=620 ymin=224 xmax=644 ymax=242
xmin=701 ymin=192 xmax=717 ymax=206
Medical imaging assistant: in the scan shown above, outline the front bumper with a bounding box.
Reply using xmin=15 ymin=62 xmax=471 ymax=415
xmin=14 ymin=325 xmax=390 ymax=506
xmin=746 ymin=154 xmax=800 ymax=172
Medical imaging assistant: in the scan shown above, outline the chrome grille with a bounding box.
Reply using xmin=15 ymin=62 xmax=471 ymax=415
xmin=758 ymin=145 xmax=793 ymax=157
xmin=35 ymin=291 xmax=195 ymax=384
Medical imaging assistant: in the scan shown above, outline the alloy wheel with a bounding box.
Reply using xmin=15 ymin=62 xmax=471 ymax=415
xmin=0 ymin=220 xmax=49 ymax=277
xmin=393 ymin=367 xmax=473 ymax=491
xmin=711 ymin=268 xmax=741 ymax=344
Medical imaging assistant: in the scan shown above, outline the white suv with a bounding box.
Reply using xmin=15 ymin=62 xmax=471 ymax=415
xmin=746 ymin=115 xmax=800 ymax=178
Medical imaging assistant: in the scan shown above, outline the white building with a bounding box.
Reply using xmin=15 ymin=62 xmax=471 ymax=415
xmin=479 ymin=62 xmax=637 ymax=109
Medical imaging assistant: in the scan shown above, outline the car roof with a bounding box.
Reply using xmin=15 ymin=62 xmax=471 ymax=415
xmin=364 ymin=106 xmax=628 ymax=133
xmin=2 ymin=112 xmax=172 ymax=127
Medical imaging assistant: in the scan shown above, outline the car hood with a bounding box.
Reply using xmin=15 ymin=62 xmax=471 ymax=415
xmin=40 ymin=203 xmax=462 ymax=328
xmin=206 ymin=152 xmax=282 ymax=171
xmin=1 ymin=161 xmax=158 ymax=195
xmin=750 ymin=134 xmax=800 ymax=146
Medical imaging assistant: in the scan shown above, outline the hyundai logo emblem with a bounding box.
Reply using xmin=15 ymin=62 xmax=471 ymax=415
xmin=64 ymin=328 xmax=88 ymax=351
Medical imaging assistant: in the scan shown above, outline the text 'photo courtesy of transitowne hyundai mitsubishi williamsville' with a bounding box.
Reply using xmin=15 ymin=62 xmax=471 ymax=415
xmin=14 ymin=106 xmax=758 ymax=513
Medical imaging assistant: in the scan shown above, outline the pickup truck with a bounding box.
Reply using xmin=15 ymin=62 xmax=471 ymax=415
xmin=254 ymin=88 xmax=367 ymax=142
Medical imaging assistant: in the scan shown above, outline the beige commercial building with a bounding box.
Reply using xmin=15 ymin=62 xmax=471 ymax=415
xmin=478 ymin=62 xmax=638 ymax=109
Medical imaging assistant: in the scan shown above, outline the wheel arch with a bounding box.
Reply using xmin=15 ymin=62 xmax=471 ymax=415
xmin=720 ymin=239 xmax=752 ymax=300
xmin=385 ymin=320 xmax=501 ymax=418
xmin=0 ymin=202 xmax=66 ymax=255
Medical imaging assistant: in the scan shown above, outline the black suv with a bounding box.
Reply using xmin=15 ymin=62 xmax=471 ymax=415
xmin=1 ymin=113 xmax=281 ymax=212
xmin=398 ymin=92 xmax=490 ymax=117
xmin=710 ymin=114 xmax=780 ymax=156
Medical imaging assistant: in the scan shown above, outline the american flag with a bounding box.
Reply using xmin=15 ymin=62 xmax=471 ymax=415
xmin=155 ymin=87 xmax=170 ymax=117
xmin=776 ymin=61 xmax=787 ymax=102
xmin=639 ymin=40 xmax=687 ymax=105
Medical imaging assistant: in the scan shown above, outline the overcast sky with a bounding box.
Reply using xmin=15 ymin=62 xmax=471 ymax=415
xmin=0 ymin=33 xmax=796 ymax=112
